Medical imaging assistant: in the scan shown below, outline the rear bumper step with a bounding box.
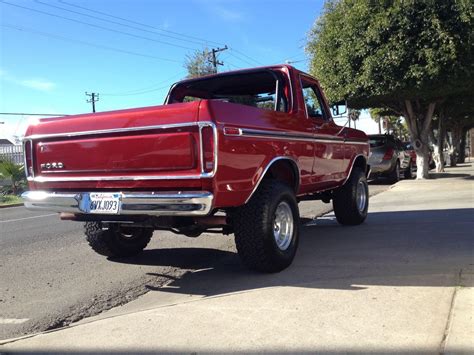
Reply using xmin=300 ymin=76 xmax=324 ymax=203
xmin=22 ymin=191 xmax=213 ymax=216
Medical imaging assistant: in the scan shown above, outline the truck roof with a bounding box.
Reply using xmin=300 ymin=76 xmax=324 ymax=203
xmin=175 ymin=64 xmax=301 ymax=85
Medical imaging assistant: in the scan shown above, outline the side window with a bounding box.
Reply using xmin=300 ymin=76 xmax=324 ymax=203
xmin=301 ymin=78 xmax=326 ymax=120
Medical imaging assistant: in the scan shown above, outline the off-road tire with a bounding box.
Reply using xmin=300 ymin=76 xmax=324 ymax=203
xmin=85 ymin=222 xmax=153 ymax=257
xmin=333 ymin=167 xmax=368 ymax=225
xmin=232 ymin=180 xmax=299 ymax=273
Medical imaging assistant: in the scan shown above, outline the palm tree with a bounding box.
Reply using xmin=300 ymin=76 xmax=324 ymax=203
xmin=0 ymin=160 xmax=25 ymax=195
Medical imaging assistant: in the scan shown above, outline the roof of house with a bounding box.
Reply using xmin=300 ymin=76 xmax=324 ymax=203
xmin=0 ymin=139 xmax=14 ymax=145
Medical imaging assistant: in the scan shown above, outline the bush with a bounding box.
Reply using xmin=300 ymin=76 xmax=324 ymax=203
xmin=0 ymin=159 xmax=26 ymax=196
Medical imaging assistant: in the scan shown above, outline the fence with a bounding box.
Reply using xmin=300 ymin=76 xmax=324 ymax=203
xmin=0 ymin=145 xmax=24 ymax=165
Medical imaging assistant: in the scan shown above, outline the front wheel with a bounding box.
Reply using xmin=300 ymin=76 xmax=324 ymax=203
xmin=232 ymin=180 xmax=300 ymax=273
xmin=333 ymin=168 xmax=369 ymax=225
xmin=85 ymin=222 xmax=153 ymax=257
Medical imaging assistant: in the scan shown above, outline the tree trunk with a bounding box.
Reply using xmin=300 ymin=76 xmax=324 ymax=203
xmin=378 ymin=118 xmax=381 ymax=134
xmin=450 ymin=122 xmax=463 ymax=167
xmin=402 ymin=100 xmax=436 ymax=179
xmin=431 ymin=113 xmax=446 ymax=172
xmin=458 ymin=127 xmax=468 ymax=163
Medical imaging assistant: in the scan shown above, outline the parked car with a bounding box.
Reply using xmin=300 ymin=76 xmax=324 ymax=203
xmin=402 ymin=142 xmax=437 ymax=170
xmin=368 ymin=134 xmax=413 ymax=181
xmin=22 ymin=65 xmax=370 ymax=273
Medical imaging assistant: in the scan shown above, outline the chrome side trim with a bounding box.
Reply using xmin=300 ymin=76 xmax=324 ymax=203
xmin=22 ymin=190 xmax=214 ymax=216
xmin=27 ymin=121 xmax=218 ymax=183
xmin=28 ymin=174 xmax=203 ymax=183
xmin=240 ymin=128 xmax=344 ymax=144
xmin=24 ymin=121 xmax=202 ymax=140
xmin=225 ymin=127 xmax=368 ymax=146
xmin=244 ymin=156 xmax=300 ymax=204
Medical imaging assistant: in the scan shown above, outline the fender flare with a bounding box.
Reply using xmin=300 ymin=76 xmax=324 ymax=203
xmin=244 ymin=156 xmax=300 ymax=204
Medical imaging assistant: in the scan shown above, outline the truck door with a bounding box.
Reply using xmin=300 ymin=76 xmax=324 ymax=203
xmin=299 ymin=75 xmax=345 ymax=188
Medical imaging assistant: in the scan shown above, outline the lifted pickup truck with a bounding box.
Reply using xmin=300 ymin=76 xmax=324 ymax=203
xmin=22 ymin=65 xmax=369 ymax=272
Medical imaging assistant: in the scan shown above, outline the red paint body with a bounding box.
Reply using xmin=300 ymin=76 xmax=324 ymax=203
xmin=24 ymin=65 xmax=369 ymax=210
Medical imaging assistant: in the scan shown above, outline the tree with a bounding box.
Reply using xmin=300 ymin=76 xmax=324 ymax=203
xmin=348 ymin=108 xmax=360 ymax=129
xmin=0 ymin=160 xmax=25 ymax=195
xmin=307 ymin=1 xmax=473 ymax=179
xmin=184 ymin=48 xmax=217 ymax=79
xmin=369 ymin=108 xmax=408 ymax=138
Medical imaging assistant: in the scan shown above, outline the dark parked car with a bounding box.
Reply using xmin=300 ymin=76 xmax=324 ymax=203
xmin=368 ymin=134 xmax=413 ymax=182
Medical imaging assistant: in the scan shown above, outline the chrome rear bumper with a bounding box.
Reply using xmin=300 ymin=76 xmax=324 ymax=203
xmin=22 ymin=191 xmax=214 ymax=216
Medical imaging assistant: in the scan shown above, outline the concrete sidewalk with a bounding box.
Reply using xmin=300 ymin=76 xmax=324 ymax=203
xmin=2 ymin=163 xmax=473 ymax=353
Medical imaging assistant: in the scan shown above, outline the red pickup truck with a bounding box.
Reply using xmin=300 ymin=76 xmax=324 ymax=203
xmin=22 ymin=65 xmax=369 ymax=272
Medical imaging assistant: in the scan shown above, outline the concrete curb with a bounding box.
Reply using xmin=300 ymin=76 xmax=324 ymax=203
xmin=0 ymin=202 xmax=23 ymax=209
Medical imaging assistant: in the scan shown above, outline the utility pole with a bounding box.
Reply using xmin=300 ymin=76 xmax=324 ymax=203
xmin=208 ymin=45 xmax=228 ymax=73
xmin=85 ymin=92 xmax=99 ymax=113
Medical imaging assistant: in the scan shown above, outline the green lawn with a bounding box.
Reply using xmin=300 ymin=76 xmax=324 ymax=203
xmin=0 ymin=194 xmax=22 ymax=206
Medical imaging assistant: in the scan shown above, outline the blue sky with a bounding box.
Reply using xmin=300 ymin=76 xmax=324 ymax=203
xmin=0 ymin=0 xmax=378 ymax=141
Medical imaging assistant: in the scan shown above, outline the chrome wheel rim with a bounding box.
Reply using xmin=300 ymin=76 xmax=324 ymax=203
xmin=356 ymin=181 xmax=367 ymax=213
xmin=273 ymin=201 xmax=294 ymax=251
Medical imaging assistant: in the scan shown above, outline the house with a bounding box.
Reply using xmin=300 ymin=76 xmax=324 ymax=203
xmin=0 ymin=138 xmax=23 ymax=165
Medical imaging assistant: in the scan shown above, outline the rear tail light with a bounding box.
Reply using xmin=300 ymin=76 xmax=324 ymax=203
xmin=382 ymin=148 xmax=394 ymax=160
xmin=201 ymin=125 xmax=215 ymax=174
xmin=23 ymin=140 xmax=33 ymax=178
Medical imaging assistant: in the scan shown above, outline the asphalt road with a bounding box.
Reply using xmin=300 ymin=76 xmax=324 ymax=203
xmin=0 ymin=182 xmax=390 ymax=340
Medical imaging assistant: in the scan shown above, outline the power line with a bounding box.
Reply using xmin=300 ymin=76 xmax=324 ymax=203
xmin=101 ymin=84 xmax=171 ymax=97
xmin=34 ymin=0 xmax=213 ymax=47
xmin=101 ymin=72 xmax=186 ymax=96
xmin=229 ymin=48 xmax=263 ymax=65
xmin=58 ymin=0 xmax=225 ymax=47
xmin=227 ymin=51 xmax=256 ymax=68
xmin=1 ymin=1 xmax=198 ymax=51
xmin=2 ymin=24 xmax=181 ymax=63
xmin=33 ymin=0 xmax=262 ymax=68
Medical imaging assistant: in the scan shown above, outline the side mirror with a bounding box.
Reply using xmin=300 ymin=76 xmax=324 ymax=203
xmin=331 ymin=100 xmax=347 ymax=116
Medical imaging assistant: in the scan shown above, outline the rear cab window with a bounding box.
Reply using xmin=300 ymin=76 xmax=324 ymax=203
xmin=167 ymin=70 xmax=289 ymax=112
xmin=369 ymin=136 xmax=387 ymax=148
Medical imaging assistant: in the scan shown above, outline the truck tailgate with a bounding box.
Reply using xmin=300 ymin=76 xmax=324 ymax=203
xmin=23 ymin=102 xmax=215 ymax=187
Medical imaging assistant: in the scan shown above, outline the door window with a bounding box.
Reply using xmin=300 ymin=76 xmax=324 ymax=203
xmin=300 ymin=78 xmax=327 ymax=120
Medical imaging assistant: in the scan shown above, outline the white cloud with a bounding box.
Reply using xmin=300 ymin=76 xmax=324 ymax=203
xmin=19 ymin=79 xmax=56 ymax=92
xmin=0 ymin=69 xmax=56 ymax=92
xmin=213 ymin=6 xmax=243 ymax=21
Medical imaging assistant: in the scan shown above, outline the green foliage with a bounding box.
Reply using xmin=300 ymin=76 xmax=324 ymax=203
xmin=0 ymin=159 xmax=26 ymax=195
xmin=184 ymin=48 xmax=217 ymax=79
xmin=307 ymin=0 xmax=473 ymax=107
xmin=0 ymin=194 xmax=22 ymax=205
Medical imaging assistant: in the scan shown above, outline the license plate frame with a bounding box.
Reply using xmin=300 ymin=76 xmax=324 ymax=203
xmin=87 ymin=193 xmax=121 ymax=214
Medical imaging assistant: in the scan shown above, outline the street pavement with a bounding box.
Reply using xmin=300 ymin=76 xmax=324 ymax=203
xmin=1 ymin=162 xmax=472 ymax=353
xmin=0 ymin=181 xmax=388 ymax=341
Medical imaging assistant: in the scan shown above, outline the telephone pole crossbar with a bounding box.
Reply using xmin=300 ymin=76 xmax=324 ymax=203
xmin=85 ymin=92 xmax=99 ymax=113
xmin=208 ymin=45 xmax=228 ymax=73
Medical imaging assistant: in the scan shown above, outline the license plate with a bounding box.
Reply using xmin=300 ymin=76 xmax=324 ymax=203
xmin=88 ymin=193 xmax=121 ymax=214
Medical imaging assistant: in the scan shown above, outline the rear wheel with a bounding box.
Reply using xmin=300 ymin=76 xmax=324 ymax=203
xmin=232 ymin=180 xmax=299 ymax=273
xmin=333 ymin=168 xmax=369 ymax=225
xmin=388 ymin=161 xmax=400 ymax=183
xmin=85 ymin=222 xmax=153 ymax=257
